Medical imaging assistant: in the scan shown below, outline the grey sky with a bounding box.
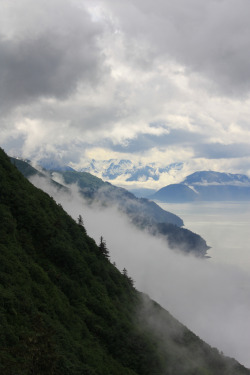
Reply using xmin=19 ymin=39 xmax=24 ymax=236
xmin=1 ymin=0 xmax=250 ymax=185
xmin=103 ymin=0 xmax=250 ymax=94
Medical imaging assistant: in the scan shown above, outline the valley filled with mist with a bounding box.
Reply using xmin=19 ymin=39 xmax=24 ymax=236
xmin=28 ymin=163 xmax=250 ymax=368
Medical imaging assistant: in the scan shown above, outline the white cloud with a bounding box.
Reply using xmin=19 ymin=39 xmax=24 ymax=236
xmin=29 ymin=174 xmax=250 ymax=367
xmin=1 ymin=0 xmax=250 ymax=183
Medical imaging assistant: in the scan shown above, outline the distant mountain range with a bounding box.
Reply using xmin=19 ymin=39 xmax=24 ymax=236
xmin=79 ymin=159 xmax=184 ymax=182
xmin=151 ymin=171 xmax=250 ymax=202
xmin=38 ymin=157 xmax=184 ymax=183
xmin=35 ymin=158 xmax=250 ymax=203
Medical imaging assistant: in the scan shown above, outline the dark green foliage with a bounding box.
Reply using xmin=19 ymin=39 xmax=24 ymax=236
xmin=122 ymin=268 xmax=134 ymax=287
xmin=1 ymin=148 xmax=163 ymax=374
xmin=0 ymin=148 xmax=249 ymax=374
xmin=98 ymin=236 xmax=110 ymax=258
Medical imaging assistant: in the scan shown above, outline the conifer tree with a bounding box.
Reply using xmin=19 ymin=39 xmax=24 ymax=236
xmin=122 ymin=268 xmax=134 ymax=287
xmin=99 ymin=236 xmax=110 ymax=259
xmin=77 ymin=214 xmax=83 ymax=226
xmin=122 ymin=268 xmax=128 ymax=277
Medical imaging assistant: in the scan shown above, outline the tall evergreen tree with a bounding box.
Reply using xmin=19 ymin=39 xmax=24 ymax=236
xmin=99 ymin=236 xmax=110 ymax=259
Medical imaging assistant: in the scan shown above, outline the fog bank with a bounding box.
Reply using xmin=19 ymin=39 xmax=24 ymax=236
xmin=30 ymin=175 xmax=250 ymax=367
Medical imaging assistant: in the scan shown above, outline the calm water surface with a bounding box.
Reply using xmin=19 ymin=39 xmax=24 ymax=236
xmin=158 ymin=201 xmax=250 ymax=271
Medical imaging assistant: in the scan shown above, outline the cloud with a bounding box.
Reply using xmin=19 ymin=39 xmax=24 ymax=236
xmin=1 ymin=0 xmax=250 ymax=180
xmin=0 ymin=0 xmax=104 ymax=113
xmin=108 ymin=128 xmax=207 ymax=153
xmin=29 ymin=173 xmax=250 ymax=367
xmin=196 ymin=142 xmax=250 ymax=159
xmin=79 ymin=205 xmax=250 ymax=368
xmin=102 ymin=0 xmax=250 ymax=96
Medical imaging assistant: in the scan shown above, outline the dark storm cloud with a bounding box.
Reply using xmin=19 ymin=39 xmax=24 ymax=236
xmin=108 ymin=129 xmax=206 ymax=153
xmin=195 ymin=142 xmax=250 ymax=159
xmin=0 ymin=1 xmax=104 ymax=112
xmin=103 ymin=0 xmax=250 ymax=96
xmin=1 ymin=0 xmax=250 ymax=173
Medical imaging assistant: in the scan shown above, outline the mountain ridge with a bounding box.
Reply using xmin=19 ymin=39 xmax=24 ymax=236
xmin=1 ymin=148 xmax=250 ymax=374
xmin=183 ymin=171 xmax=250 ymax=186
xmin=151 ymin=171 xmax=250 ymax=202
xmin=38 ymin=157 xmax=184 ymax=184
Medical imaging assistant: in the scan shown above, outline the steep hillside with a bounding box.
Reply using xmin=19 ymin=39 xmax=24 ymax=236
xmin=10 ymin=157 xmax=66 ymax=192
xmin=50 ymin=170 xmax=183 ymax=226
xmin=12 ymin=158 xmax=210 ymax=256
xmin=1 ymin=148 xmax=249 ymax=374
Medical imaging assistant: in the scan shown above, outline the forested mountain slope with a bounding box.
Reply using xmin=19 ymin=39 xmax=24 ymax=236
xmin=1 ymin=148 xmax=249 ymax=374
xmin=49 ymin=169 xmax=184 ymax=226
xmin=11 ymin=158 xmax=209 ymax=256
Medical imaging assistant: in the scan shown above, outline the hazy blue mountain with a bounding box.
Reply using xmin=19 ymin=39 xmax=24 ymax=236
xmin=184 ymin=171 xmax=250 ymax=201
xmin=183 ymin=171 xmax=250 ymax=186
xmin=152 ymin=184 xmax=198 ymax=203
xmin=151 ymin=171 xmax=250 ymax=202
xmin=128 ymin=188 xmax=157 ymax=198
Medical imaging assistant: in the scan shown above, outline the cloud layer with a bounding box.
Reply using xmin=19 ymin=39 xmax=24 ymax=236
xmin=103 ymin=0 xmax=250 ymax=95
xmin=1 ymin=0 xmax=250 ymax=184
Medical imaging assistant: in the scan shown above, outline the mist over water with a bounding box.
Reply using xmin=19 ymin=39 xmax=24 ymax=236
xmin=30 ymin=176 xmax=250 ymax=368
xmin=158 ymin=201 xmax=250 ymax=272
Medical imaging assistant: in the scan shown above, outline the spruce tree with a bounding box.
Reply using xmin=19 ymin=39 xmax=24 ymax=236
xmin=99 ymin=236 xmax=110 ymax=259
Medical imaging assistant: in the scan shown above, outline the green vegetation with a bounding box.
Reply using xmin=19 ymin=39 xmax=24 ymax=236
xmin=1 ymin=148 xmax=249 ymax=374
xmin=11 ymin=158 xmax=210 ymax=256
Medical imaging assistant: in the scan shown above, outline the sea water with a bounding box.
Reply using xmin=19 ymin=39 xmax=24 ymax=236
xmin=157 ymin=201 xmax=250 ymax=272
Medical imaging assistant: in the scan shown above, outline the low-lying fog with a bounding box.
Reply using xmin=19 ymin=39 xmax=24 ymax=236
xmin=31 ymin=175 xmax=250 ymax=368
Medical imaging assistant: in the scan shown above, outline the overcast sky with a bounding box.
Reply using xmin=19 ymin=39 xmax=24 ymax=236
xmin=1 ymin=0 xmax=250 ymax=182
